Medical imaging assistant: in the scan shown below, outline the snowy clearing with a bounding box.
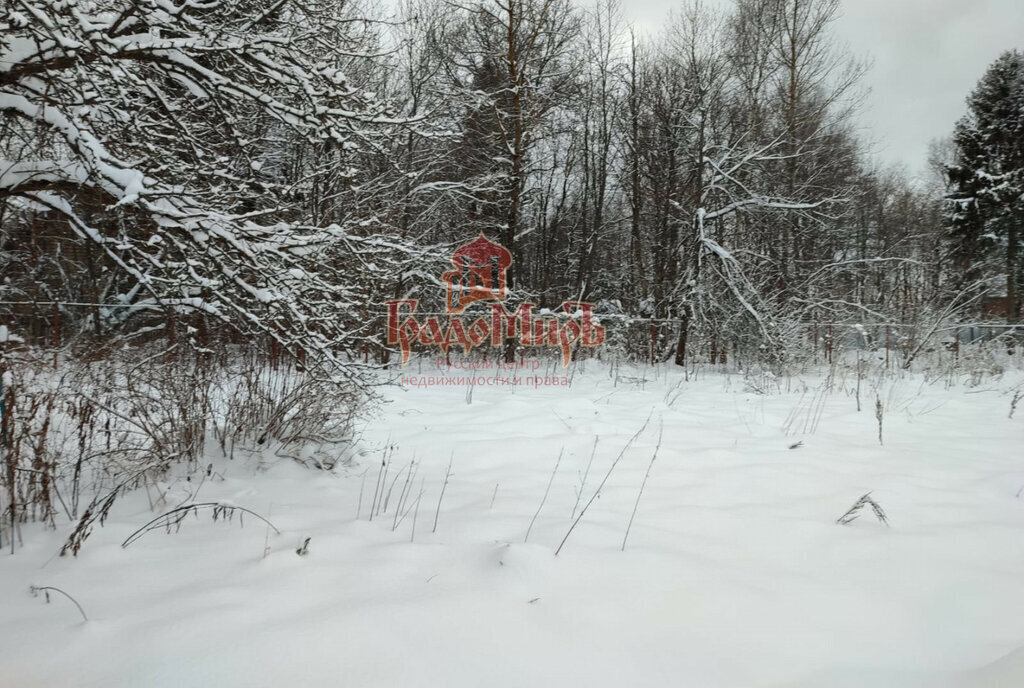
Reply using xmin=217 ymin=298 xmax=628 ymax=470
xmin=2 ymin=362 xmax=1023 ymax=688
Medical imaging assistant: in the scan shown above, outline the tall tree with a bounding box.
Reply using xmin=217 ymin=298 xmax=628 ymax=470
xmin=438 ymin=0 xmax=579 ymax=358
xmin=946 ymin=50 xmax=1024 ymax=321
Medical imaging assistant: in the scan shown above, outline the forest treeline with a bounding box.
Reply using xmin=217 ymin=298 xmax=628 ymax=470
xmin=1 ymin=0 xmax=1020 ymax=369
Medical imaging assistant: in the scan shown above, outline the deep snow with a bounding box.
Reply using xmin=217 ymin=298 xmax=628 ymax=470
xmin=2 ymin=361 xmax=1023 ymax=687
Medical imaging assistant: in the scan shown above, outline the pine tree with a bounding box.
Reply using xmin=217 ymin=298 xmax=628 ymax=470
xmin=946 ymin=50 xmax=1024 ymax=321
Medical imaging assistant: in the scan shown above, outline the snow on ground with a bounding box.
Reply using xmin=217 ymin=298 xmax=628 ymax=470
xmin=1 ymin=361 xmax=1023 ymax=687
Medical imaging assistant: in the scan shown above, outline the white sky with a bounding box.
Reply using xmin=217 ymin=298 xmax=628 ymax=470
xmin=621 ymin=0 xmax=1024 ymax=176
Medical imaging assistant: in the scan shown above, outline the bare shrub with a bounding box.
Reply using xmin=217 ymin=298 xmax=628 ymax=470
xmin=1 ymin=337 xmax=361 ymax=555
xmin=212 ymin=353 xmax=359 ymax=470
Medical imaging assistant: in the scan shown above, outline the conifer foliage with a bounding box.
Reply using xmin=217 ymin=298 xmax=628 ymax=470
xmin=946 ymin=49 xmax=1024 ymax=320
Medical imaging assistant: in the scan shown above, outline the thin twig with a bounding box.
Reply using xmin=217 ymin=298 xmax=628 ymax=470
xmin=29 ymin=585 xmax=88 ymax=622
xmin=525 ymin=448 xmax=563 ymax=543
xmin=432 ymin=452 xmax=453 ymax=534
xmin=556 ymin=412 xmax=653 ymax=556
xmin=369 ymin=444 xmax=389 ymax=522
xmin=356 ymin=468 xmax=368 ymax=520
xmin=622 ymin=422 xmax=663 ymax=551
xmin=572 ymin=436 xmax=599 ymax=520
xmin=411 ymin=479 xmax=424 ymax=543
xmin=836 ymin=492 xmax=889 ymax=527
xmin=121 ymin=502 xmax=279 ymax=548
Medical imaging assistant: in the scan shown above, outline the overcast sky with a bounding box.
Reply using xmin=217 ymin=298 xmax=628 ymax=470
xmin=622 ymin=0 xmax=1024 ymax=176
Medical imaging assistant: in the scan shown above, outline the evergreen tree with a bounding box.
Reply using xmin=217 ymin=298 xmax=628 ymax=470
xmin=946 ymin=50 xmax=1024 ymax=321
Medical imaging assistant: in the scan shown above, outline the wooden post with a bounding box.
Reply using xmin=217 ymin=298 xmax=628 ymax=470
xmin=649 ymin=322 xmax=656 ymax=366
xmin=827 ymin=325 xmax=833 ymax=365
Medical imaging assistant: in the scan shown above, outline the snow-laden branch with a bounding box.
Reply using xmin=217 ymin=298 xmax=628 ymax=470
xmin=0 ymin=0 xmax=433 ymax=377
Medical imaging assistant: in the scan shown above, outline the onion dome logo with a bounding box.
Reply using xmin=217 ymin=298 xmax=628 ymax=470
xmin=442 ymin=234 xmax=513 ymax=314
xmin=384 ymin=233 xmax=605 ymax=366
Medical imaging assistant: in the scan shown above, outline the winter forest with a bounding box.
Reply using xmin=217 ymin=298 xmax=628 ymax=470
xmin=1 ymin=0 xmax=1023 ymax=686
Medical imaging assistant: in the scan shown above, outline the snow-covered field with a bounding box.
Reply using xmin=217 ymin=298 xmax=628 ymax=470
xmin=2 ymin=361 xmax=1023 ymax=687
